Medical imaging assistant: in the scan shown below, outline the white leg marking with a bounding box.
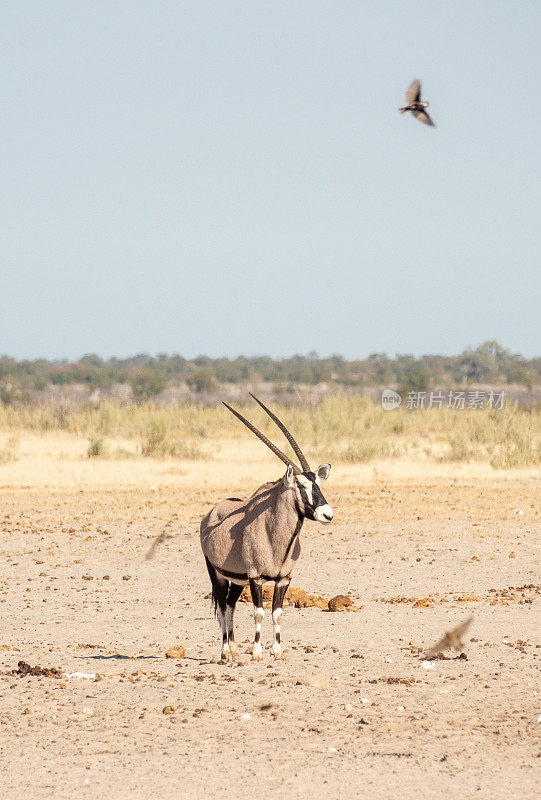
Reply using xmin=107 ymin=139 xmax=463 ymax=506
xmin=217 ymin=607 xmax=230 ymax=659
xmin=225 ymin=605 xmax=240 ymax=660
xmin=271 ymin=607 xmax=282 ymax=656
xmin=252 ymin=606 xmax=264 ymax=661
xmin=225 ymin=605 xmax=234 ymax=638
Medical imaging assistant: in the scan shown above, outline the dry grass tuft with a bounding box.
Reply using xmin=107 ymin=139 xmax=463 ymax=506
xmin=0 ymin=435 xmax=20 ymax=464
xmin=0 ymin=396 xmax=539 ymax=468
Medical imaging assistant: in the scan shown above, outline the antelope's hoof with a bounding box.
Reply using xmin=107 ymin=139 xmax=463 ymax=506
xmin=250 ymin=641 xmax=263 ymax=661
xmin=272 ymin=651 xmax=284 ymax=660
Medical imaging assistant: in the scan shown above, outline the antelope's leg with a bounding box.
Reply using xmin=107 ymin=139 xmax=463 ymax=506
xmin=249 ymin=578 xmax=264 ymax=661
xmin=225 ymin=582 xmax=244 ymax=660
xmin=205 ymin=558 xmax=230 ymax=660
xmin=271 ymin=577 xmax=290 ymax=658
xmin=216 ymin=580 xmax=231 ymax=660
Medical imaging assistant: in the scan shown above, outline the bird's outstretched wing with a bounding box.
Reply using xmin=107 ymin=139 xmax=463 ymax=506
xmin=144 ymin=532 xmax=174 ymax=560
xmin=413 ymin=108 xmax=435 ymax=127
xmin=425 ymin=616 xmax=473 ymax=658
xmin=406 ymin=79 xmax=421 ymax=104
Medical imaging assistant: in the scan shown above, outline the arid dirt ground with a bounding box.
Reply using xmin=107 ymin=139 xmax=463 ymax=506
xmin=1 ymin=434 xmax=539 ymax=799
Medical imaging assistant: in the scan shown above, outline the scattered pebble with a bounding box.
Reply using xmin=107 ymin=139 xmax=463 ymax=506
xmin=13 ymin=661 xmax=62 ymax=678
xmin=241 ymin=713 xmax=251 ymax=721
xmin=162 ymin=706 xmax=176 ymax=715
xmin=328 ymin=595 xmax=354 ymax=612
xmin=514 ymin=509 xmax=524 ymax=515
xmin=165 ymin=645 xmax=186 ymax=659
xmin=361 ymin=698 xmax=371 ymax=705
xmin=422 ymin=661 xmax=436 ymax=670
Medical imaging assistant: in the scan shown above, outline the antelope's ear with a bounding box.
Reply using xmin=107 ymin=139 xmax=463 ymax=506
xmin=284 ymin=464 xmax=296 ymax=487
xmin=316 ymin=463 xmax=331 ymax=481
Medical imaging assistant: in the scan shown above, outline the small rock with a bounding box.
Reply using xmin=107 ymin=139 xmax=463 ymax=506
xmin=328 ymin=595 xmax=353 ymax=612
xmin=162 ymin=706 xmax=176 ymax=715
xmin=122 ymin=575 xmax=131 ymax=581
xmin=241 ymin=713 xmax=251 ymax=721
xmin=165 ymin=645 xmax=186 ymax=659
xmin=413 ymin=597 xmax=434 ymax=608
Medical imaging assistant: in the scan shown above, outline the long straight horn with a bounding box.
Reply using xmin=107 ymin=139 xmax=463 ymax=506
xmin=249 ymin=393 xmax=310 ymax=473
xmin=222 ymin=402 xmax=301 ymax=474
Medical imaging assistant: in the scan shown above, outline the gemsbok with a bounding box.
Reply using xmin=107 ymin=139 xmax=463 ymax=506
xmin=200 ymin=394 xmax=333 ymax=661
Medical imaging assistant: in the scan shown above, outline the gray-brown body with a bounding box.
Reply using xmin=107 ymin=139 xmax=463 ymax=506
xmin=200 ymin=480 xmax=301 ymax=582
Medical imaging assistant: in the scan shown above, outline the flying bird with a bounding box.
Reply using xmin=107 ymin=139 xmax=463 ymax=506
xmin=424 ymin=616 xmax=473 ymax=658
xmin=400 ymin=79 xmax=435 ymax=127
xmin=144 ymin=531 xmax=174 ymax=561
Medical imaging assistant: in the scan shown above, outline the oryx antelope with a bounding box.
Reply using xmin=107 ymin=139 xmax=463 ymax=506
xmin=200 ymin=394 xmax=333 ymax=661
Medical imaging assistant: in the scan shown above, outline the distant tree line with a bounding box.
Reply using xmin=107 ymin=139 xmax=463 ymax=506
xmin=0 ymin=341 xmax=539 ymax=404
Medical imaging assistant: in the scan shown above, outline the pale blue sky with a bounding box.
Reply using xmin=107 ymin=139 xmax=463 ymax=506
xmin=2 ymin=1 xmax=540 ymax=360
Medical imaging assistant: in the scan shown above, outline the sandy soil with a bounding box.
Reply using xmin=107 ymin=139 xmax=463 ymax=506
xmin=0 ymin=434 xmax=539 ymax=799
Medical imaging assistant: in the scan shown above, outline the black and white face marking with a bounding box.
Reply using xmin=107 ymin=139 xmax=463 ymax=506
xmin=293 ymin=464 xmax=333 ymax=524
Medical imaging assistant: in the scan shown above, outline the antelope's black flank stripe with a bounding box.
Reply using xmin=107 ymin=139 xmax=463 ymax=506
xmin=283 ymin=517 xmax=303 ymax=564
xmin=216 ymin=566 xmax=249 ymax=581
